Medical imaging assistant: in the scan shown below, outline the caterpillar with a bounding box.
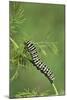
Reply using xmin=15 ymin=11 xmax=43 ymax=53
xmin=24 ymin=40 xmax=55 ymax=84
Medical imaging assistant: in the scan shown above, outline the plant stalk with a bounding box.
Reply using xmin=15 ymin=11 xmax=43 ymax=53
xmin=10 ymin=37 xmax=19 ymax=49
xmin=52 ymin=83 xmax=59 ymax=95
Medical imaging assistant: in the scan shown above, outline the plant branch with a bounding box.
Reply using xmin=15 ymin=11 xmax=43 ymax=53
xmin=52 ymin=83 xmax=59 ymax=95
xmin=10 ymin=37 xmax=19 ymax=49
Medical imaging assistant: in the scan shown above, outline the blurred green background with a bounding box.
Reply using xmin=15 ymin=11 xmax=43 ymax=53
xmin=9 ymin=1 xmax=65 ymax=98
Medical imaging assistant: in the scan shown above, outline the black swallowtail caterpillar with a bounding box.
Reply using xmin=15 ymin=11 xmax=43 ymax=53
xmin=24 ymin=40 xmax=55 ymax=84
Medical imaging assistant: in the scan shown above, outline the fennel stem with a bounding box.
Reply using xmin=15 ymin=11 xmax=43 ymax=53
xmin=52 ymin=83 xmax=58 ymax=95
xmin=10 ymin=37 xmax=19 ymax=49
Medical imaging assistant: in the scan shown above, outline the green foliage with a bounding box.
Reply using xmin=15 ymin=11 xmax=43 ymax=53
xmin=10 ymin=1 xmax=64 ymax=98
xmin=10 ymin=1 xmax=58 ymax=94
xmin=35 ymin=41 xmax=58 ymax=57
xmin=15 ymin=88 xmax=38 ymax=98
xmin=10 ymin=2 xmax=59 ymax=81
xmin=10 ymin=37 xmax=30 ymax=81
xmin=15 ymin=88 xmax=53 ymax=98
xmin=10 ymin=2 xmax=26 ymax=35
xmin=10 ymin=2 xmax=28 ymax=81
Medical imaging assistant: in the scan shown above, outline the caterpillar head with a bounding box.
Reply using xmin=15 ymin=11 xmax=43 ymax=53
xmin=24 ymin=40 xmax=33 ymax=47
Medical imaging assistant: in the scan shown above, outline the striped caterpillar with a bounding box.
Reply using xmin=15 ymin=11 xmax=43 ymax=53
xmin=24 ymin=40 xmax=55 ymax=84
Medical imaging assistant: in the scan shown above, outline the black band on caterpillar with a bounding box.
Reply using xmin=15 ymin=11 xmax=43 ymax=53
xmin=24 ymin=41 xmax=55 ymax=83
